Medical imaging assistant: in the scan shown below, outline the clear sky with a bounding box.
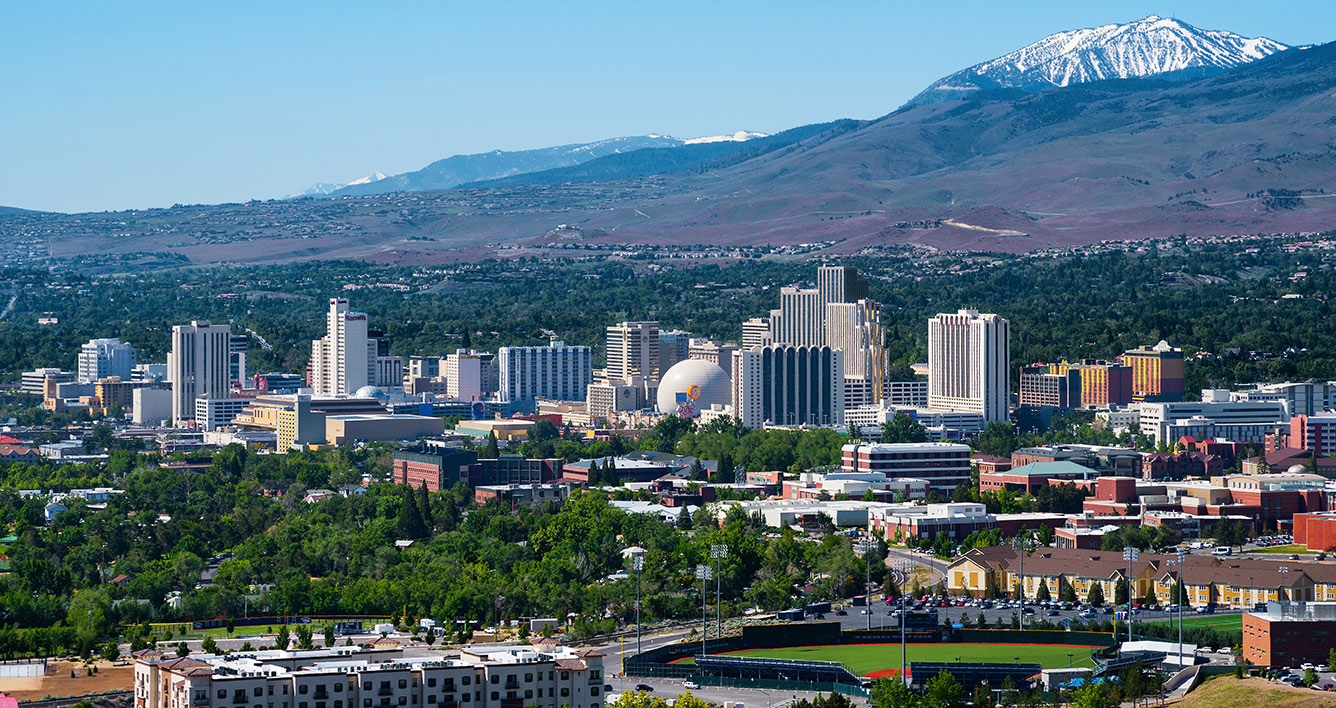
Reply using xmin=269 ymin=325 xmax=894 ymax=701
xmin=2 ymin=1 xmax=1331 ymax=213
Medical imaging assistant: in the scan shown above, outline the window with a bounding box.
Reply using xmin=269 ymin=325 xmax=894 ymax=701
xmin=335 ymin=685 xmax=342 ymax=694
xmin=524 ymin=674 xmax=533 ymax=683
xmin=398 ymin=699 xmax=406 ymax=706
xmin=398 ymin=681 xmax=407 ymax=690
xmin=490 ymin=693 xmax=498 ymax=701
xmin=490 ymin=677 xmax=498 ymax=685
xmin=363 ymin=684 xmax=372 ymax=692
xmin=269 ymin=688 xmax=275 ymax=697
xmin=461 ymin=696 xmax=469 ymax=703
xmin=301 ymin=687 xmax=310 ymax=695
xmin=524 ymin=691 xmax=532 ymax=700
xmin=591 ymin=688 xmax=599 ymax=697
xmin=364 ymin=701 xmax=371 ymax=707
xmin=561 ymin=673 xmax=569 ymax=681
xmin=461 ymin=678 xmax=471 ymax=686
xmin=219 ymin=691 xmax=227 ymax=699
xmin=561 ymin=689 xmax=570 ymax=697
xmin=428 ymin=699 xmax=435 ymax=705
xmin=427 ymin=680 xmax=436 ymax=688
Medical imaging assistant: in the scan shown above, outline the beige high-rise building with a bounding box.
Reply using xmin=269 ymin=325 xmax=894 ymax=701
xmin=168 ymin=320 xmax=231 ymax=423
xmin=817 ymin=265 xmax=869 ymax=306
xmin=928 ymin=309 xmax=1010 ymax=423
xmin=445 ymin=349 xmax=483 ymax=400
xmin=742 ymin=317 xmax=772 ymax=350
xmin=770 ymin=287 xmax=824 ymax=347
xmin=605 ymin=321 xmax=660 ymax=384
xmin=826 ymin=298 xmax=885 ymax=406
xmin=310 ymin=298 xmax=374 ymax=396
xmin=689 ymin=338 xmax=740 ymax=379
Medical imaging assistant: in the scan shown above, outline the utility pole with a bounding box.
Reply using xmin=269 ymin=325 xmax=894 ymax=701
xmin=865 ymin=535 xmax=872 ymax=631
xmin=696 ymin=564 xmax=712 ymax=658
xmin=711 ymin=544 xmax=727 ymax=639
xmin=898 ymin=559 xmax=908 ymax=687
xmin=1123 ymin=547 xmax=1139 ymax=644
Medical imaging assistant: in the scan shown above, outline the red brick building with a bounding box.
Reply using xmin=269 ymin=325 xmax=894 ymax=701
xmin=1243 ymin=604 xmax=1336 ymax=668
xmin=1294 ymin=512 xmax=1336 ymax=552
xmin=1140 ymin=451 xmax=1224 ymax=480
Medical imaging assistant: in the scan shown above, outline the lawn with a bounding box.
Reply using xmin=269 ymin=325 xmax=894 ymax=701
xmin=1250 ymin=545 xmax=1314 ymax=555
xmin=1144 ymin=613 xmax=1242 ymax=631
xmin=1175 ymin=676 xmax=1335 ymax=708
xmin=673 ymin=643 xmax=1101 ymax=677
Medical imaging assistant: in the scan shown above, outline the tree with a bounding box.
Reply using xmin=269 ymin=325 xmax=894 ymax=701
xmin=1303 ymin=668 xmax=1318 ymax=687
xmin=881 ymin=413 xmax=927 ymax=444
xmin=1115 ymin=579 xmax=1130 ymax=607
xmin=102 ymin=641 xmax=120 ymax=662
xmin=1141 ymin=585 xmax=1158 ymax=607
xmin=1087 ymin=583 xmax=1105 ymax=607
xmin=483 ymin=431 xmax=499 ymax=459
xmin=1068 ymin=682 xmax=1113 ymax=708
xmin=1036 ymin=524 xmax=1055 ymax=547
xmin=677 ymin=507 xmax=693 ymax=531
xmin=1328 ymin=647 xmax=1336 ymax=672
xmin=923 ymin=669 xmax=965 ymax=708
xmin=689 ymin=458 xmax=705 ymax=481
xmin=295 ymin=624 xmax=314 ymax=650
xmin=201 ymin=636 xmax=219 ymax=654
xmin=275 ymin=625 xmax=291 ymax=650
xmin=871 ymin=677 xmax=919 ymax=708
xmin=323 ymin=623 xmax=335 ymax=648
xmin=1059 ymin=576 xmax=1077 ymax=603
xmin=417 ymin=482 xmax=434 ymax=532
xmin=1036 ymin=581 xmax=1051 ymax=602
xmin=176 ymin=642 xmax=189 ymax=658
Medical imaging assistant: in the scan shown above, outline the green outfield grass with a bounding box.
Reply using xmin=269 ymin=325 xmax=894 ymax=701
xmin=674 ymin=643 xmax=1100 ymax=676
xmin=1144 ymin=613 xmax=1242 ymax=631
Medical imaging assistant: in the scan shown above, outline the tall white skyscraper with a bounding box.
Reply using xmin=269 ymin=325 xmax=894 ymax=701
xmin=605 ymin=321 xmax=659 ymax=384
xmin=445 ymin=349 xmax=483 ymax=400
xmin=499 ymin=341 xmax=592 ymax=403
xmin=769 ymin=287 xmax=823 ymax=347
xmin=310 ymin=298 xmax=373 ymax=396
xmin=168 ymin=321 xmax=231 ymax=423
xmin=77 ymin=338 xmax=136 ymax=383
xmin=928 ymin=309 xmax=1010 ymax=423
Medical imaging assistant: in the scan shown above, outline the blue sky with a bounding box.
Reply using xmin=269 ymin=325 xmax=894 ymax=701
xmin=2 ymin=1 xmax=1331 ymax=213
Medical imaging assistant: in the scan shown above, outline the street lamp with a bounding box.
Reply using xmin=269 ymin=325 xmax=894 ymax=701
xmin=696 ymin=564 xmax=712 ymax=658
xmin=1176 ymin=549 xmax=1187 ymax=671
xmin=711 ymin=544 xmax=728 ymax=639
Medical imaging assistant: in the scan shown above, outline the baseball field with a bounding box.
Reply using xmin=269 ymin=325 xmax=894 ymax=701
xmin=673 ymin=642 xmax=1101 ymax=677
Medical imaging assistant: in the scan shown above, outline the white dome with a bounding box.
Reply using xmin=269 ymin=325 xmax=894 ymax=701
xmin=353 ymin=385 xmax=387 ymax=400
xmin=1287 ymin=464 xmax=1309 ymax=474
xmin=656 ymin=359 xmax=730 ymax=417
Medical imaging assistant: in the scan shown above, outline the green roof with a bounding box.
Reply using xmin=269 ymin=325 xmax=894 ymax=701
xmin=1006 ymin=460 xmax=1096 ymax=477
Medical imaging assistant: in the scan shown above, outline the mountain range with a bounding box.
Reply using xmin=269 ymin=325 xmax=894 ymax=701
xmin=317 ymin=133 xmax=766 ymax=199
xmin=7 ymin=15 xmax=1334 ymax=267
xmin=908 ymin=15 xmax=1290 ymax=105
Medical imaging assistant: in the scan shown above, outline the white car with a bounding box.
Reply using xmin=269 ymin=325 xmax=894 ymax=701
xmin=1217 ymin=648 xmax=1233 ymax=655
xmin=683 ymin=681 xmax=700 ymax=690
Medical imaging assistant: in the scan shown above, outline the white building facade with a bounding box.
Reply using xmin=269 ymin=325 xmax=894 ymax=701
xmin=927 ymin=309 xmax=1010 ymax=423
xmin=168 ymin=321 xmax=232 ymax=423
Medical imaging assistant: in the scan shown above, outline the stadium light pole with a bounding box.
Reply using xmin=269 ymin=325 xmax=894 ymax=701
xmin=696 ymin=564 xmax=712 ymax=658
xmin=899 ymin=559 xmax=908 ymax=688
xmin=711 ymin=544 xmax=727 ymax=640
xmin=1013 ymin=536 xmax=1026 ymax=629
xmin=1177 ymin=548 xmax=1186 ymax=671
xmin=1123 ymin=547 xmax=1139 ymax=644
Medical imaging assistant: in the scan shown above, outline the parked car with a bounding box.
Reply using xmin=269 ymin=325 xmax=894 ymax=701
xmin=635 ymin=684 xmax=655 ymax=693
xmin=683 ymin=681 xmax=700 ymax=690
xmin=836 ymin=609 xmax=847 ymax=616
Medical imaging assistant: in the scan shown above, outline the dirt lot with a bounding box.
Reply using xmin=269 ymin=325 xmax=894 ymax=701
xmin=0 ymin=660 xmax=133 ymax=701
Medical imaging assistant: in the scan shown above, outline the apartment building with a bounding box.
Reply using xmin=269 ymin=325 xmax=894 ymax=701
xmin=841 ymin=442 xmax=972 ymax=490
xmin=134 ymin=646 xmax=605 ymax=708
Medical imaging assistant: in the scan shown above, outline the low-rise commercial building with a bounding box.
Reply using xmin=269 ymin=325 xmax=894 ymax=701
xmin=841 ymin=442 xmax=972 ymax=490
xmin=325 ymin=414 xmax=444 ymax=445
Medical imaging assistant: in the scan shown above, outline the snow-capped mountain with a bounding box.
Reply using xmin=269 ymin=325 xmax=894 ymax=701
xmin=908 ymin=15 xmax=1290 ymax=106
xmin=283 ymin=172 xmax=386 ymax=199
xmin=684 ymin=130 xmax=768 ymax=145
